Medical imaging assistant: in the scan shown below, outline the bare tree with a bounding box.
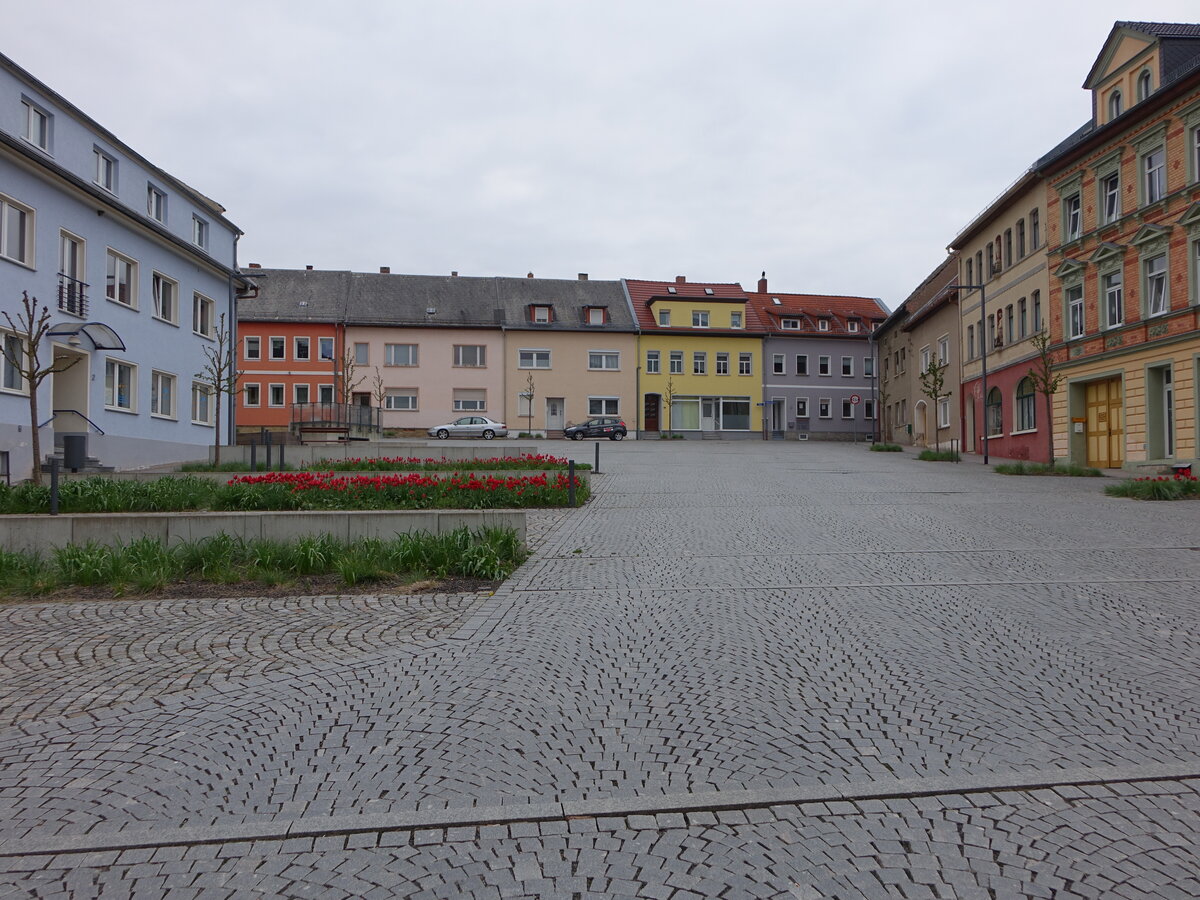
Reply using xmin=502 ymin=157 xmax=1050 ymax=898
xmin=662 ymin=377 xmax=676 ymax=436
xmin=336 ymin=349 xmax=364 ymax=404
xmin=917 ymin=357 xmax=951 ymax=451
xmin=370 ymin=366 xmax=386 ymax=408
xmin=522 ymin=371 xmax=535 ymax=436
xmin=194 ymin=313 xmax=240 ymax=465
xmin=1026 ymin=331 xmax=1065 ymax=467
xmin=1 ymin=292 xmax=81 ymax=484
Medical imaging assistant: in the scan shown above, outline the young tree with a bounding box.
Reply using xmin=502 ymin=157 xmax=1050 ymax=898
xmin=194 ymin=313 xmax=241 ymax=465
xmin=0 ymin=292 xmax=81 ymax=484
xmin=370 ymin=366 xmax=386 ymax=408
xmin=918 ymin=357 xmax=951 ymax=451
xmin=336 ymin=348 xmax=365 ymax=404
xmin=662 ymin=377 xmax=676 ymax=436
xmin=522 ymin=371 xmax=535 ymax=436
xmin=1026 ymin=331 xmax=1065 ymax=467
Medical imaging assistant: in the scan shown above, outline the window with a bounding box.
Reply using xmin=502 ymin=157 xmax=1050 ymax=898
xmin=532 ymin=305 xmax=551 ymax=324
xmin=520 ymin=349 xmax=551 ymax=369
xmin=385 ymin=343 xmax=418 ymax=366
xmin=147 ymin=185 xmax=166 ymax=223
xmin=772 ymin=354 xmax=785 ymax=375
xmin=21 ymin=99 xmax=51 ymax=152
xmin=864 ymin=357 xmax=874 ymax=377
xmin=454 ymin=345 xmax=486 ymax=367
xmin=268 ymin=336 xmax=286 ymax=360
xmin=191 ymin=383 xmax=213 ymax=425
xmin=589 ymin=397 xmax=619 ymax=416
xmin=1104 ymin=271 xmax=1124 ymax=328
xmin=967 ymin=324 xmax=975 ymax=359
xmin=1101 ymin=173 xmax=1121 ymax=223
xmin=669 ymin=351 xmax=683 ymax=374
xmin=354 ymin=342 xmax=369 ymax=365
xmin=1005 ymin=305 xmax=1014 ymax=344
xmin=151 ymin=272 xmax=177 ymax=323
xmin=730 ymin=311 xmax=743 ymax=328
xmin=818 ymin=356 xmax=831 ymax=376
xmin=244 ymin=336 xmax=261 ymax=360
xmin=293 ymin=383 xmax=310 ymax=405
xmin=841 ymin=399 xmax=854 ymax=419
xmin=192 ymin=215 xmax=209 ymax=249
xmin=1004 ymin=229 xmax=1013 ymax=268
xmin=738 ymin=353 xmax=752 ymax=375
xmin=1016 ymin=377 xmax=1036 ymax=432
xmin=841 ymin=356 xmax=854 ymax=376
xmin=94 ymin=148 xmax=116 ymax=192
xmin=589 ymin=351 xmax=620 ymax=370
xmin=453 ymin=389 xmax=486 ymax=411
xmin=317 ymin=384 xmax=334 ymax=404
xmin=294 ymin=337 xmax=310 ymax=361
xmin=986 ymin=387 xmax=1002 ymax=437
xmin=1137 ymin=69 xmax=1153 ymax=101
xmin=105 ymin=359 xmax=135 ymax=411
xmin=268 ymin=384 xmax=285 ymax=407
xmin=318 ymin=337 xmax=334 ymax=360
xmin=966 ymin=259 xmax=974 ymax=284
xmin=57 ymin=232 xmax=85 ymax=318
xmin=150 ymin=371 xmax=176 ymax=419
xmin=847 ymin=320 xmax=859 ymax=333
xmin=692 ymin=352 xmax=707 ymax=375
xmin=864 ymin=400 xmax=875 ymax=420
xmin=796 ymin=398 xmax=809 ymax=418
xmin=1065 ymin=193 xmax=1081 ymax=241
xmin=2 ymin=333 xmax=24 ymax=392
xmin=105 ymin=251 xmax=137 ymax=307
xmin=1017 ymin=220 xmax=1026 ymax=258
xmin=243 ymin=383 xmax=260 ymax=407
xmin=384 ymin=391 xmax=417 ymax=410
xmin=1143 ymin=147 xmax=1166 ymax=205
xmin=586 ymin=307 xmax=606 ymax=325
xmin=781 ymin=318 xmax=800 ymax=330
xmin=818 ymin=319 xmax=830 ymax=331
xmin=1032 ymin=290 xmax=1042 ymax=331
xmin=715 ymin=352 xmax=729 ymax=375
xmin=192 ymin=293 xmax=215 ymax=338
xmin=692 ymin=310 xmax=709 ymax=328
xmin=975 ymin=251 xmax=984 ymax=283
xmin=986 ymin=244 xmax=995 ymax=278
xmin=658 ymin=309 xmax=671 ymax=326
xmin=1030 ymin=209 xmax=1040 ymax=249
xmin=818 ymin=398 xmax=832 ymax=419
xmin=0 ymin=194 xmax=33 ymax=268
xmin=920 ymin=346 xmax=931 ymax=372
xmin=1146 ymin=254 xmax=1168 ymax=316
xmin=937 ymin=397 xmax=950 ymax=429
xmin=645 ymin=350 xmax=660 ymax=374
xmin=1068 ymin=285 xmax=1085 ymax=338
xmin=1108 ymin=90 xmax=1123 ymax=119
xmin=1018 ymin=298 xmax=1028 ymax=339
xmin=795 ymin=355 xmax=808 ymax=376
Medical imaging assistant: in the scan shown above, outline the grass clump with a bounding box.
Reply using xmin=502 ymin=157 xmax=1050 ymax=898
xmin=917 ymin=449 xmax=961 ymax=462
xmin=1105 ymin=473 xmax=1200 ymax=501
xmin=993 ymin=461 xmax=1103 ymax=477
xmin=0 ymin=527 xmax=528 ymax=598
xmin=869 ymin=442 xmax=903 ymax=452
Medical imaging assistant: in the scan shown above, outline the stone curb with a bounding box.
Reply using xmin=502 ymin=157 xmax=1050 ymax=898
xmin=4 ymin=762 xmax=1196 ymax=859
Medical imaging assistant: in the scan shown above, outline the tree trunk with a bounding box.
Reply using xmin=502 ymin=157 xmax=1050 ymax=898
xmin=214 ymin=391 xmax=222 ymax=465
xmin=1045 ymin=394 xmax=1055 ymax=467
xmin=28 ymin=383 xmax=42 ymax=486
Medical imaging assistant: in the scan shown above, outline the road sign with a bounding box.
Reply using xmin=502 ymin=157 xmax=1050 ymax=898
xmin=850 ymin=394 xmax=861 ymax=405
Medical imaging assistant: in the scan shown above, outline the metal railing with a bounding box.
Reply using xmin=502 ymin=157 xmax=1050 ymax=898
xmin=38 ymin=409 xmax=105 ymax=434
xmin=290 ymin=401 xmax=380 ymax=434
xmin=57 ymin=273 xmax=89 ymax=318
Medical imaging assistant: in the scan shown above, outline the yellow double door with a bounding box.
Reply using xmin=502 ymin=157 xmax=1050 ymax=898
xmin=1085 ymin=378 xmax=1124 ymax=468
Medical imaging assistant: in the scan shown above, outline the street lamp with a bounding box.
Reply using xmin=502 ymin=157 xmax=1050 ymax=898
xmin=957 ymin=282 xmax=989 ymax=464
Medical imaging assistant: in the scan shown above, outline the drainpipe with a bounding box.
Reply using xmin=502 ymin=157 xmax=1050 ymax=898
xmin=228 ymin=235 xmax=239 ymax=452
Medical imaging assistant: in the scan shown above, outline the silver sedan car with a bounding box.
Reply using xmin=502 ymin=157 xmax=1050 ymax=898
xmin=427 ymin=416 xmax=509 ymax=440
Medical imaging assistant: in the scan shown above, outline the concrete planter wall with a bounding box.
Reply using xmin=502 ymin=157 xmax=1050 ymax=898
xmin=209 ymin=443 xmax=543 ymax=467
xmin=61 ymin=469 xmax=587 ymax=485
xmin=0 ymin=510 xmax=525 ymax=553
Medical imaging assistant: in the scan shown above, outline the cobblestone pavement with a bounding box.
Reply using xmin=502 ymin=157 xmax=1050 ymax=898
xmin=2 ymin=442 xmax=1199 ymax=897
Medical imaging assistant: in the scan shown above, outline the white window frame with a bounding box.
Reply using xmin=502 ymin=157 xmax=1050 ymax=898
xmin=94 ymin=148 xmax=117 ymax=192
xmin=243 ymin=383 xmax=261 ymax=407
xmin=105 ymin=249 xmax=137 ymax=308
xmin=452 ymin=390 xmax=486 ymax=412
xmin=532 ymin=305 xmax=551 ymax=324
xmin=191 ymin=382 xmax=214 ymax=426
xmin=937 ymin=336 xmax=949 ymax=365
xmin=588 ymin=397 xmax=620 ymax=416
xmin=864 ymin=357 xmax=875 ymax=377
xmin=738 ymin=353 xmax=752 ymax=375
xmin=818 ymin=398 xmax=832 ymax=419
xmin=818 ymin=355 xmax=831 ymax=376
xmin=454 ymin=345 xmax=487 ymax=367
xmin=818 ymin=319 xmax=830 ymax=331
xmin=692 ymin=310 xmax=709 ymax=328
xmin=318 ymin=337 xmax=334 ymax=360
xmin=715 ymin=352 xmax=729 ymax=375
xmin=1145 ymin=254 xmax=1168 ymax=317
xmin=841 ymin=356 xmax=854 ymax=377
xmin=1103 ymin=271 xmax=1124 ymax=328
xmin=385 ymin=343 xmax=419 ymax=366
xmin=151 ymin=272 xmax=178 ymax=324
xmin=384 ymin=390 xmax=418 ymax=411
xmin=937 ymin=397 xmax=950 ymax=429
xmin=795 ymin=355 xmax=808 ymax=376
xmin=589 ymin=350 xmax=620 ymax=371
xmin=692 ymin=351 xmax=707 ymax=375
xmin=150 ymin=370 xmax=177 ymax=420
xmin=0 ymin=194 xmax=35 ymax=267
xmin=2 ymin=332 xmax=26 ymax=394
xmin=268 ymin=383 xmax=285 ymax=407
xmin=21 ymin=99 xmax=51 ymax=152
xmin=317 ymin=384 xmax=334 ymax=404
xmin=796 ymin=397 xmax=809 ymax=418
xmin=354 ymin=342 xmax=369 ymax=365
xmin=105 ymin=358 xmax=136 ymax=412
xmin=729 ymin=311 xmax=743 ymax=329
xmin=1065 ymin=193 xmax=1081 ymax=241
xmin=292 ymin=383 xmax=310 ymax=405
xmin=781 ymin=318 xmax=800 ymax=330
xmin=147 ymin=184 xmax=167 ymax=223
xmin=1143 ymin=147 xmax=1166 ymax=205
xmin=1101 ymin=172 xmax=1121 ymax=223
xmin=192 ymin=215 xmax=209 ymax=249
xmin=192 ymin=293 xmax=215 ymax=339
xmin=586 ymin=307 xmax=606 ymax=325
xmin=294 ymin=337 xmax=311 ymax=361
xmin=244 ymin=336 xmax=261 ymax=360
xmin=1067 ymin=284 xmax=1085 ymax=338
xmin=645 ymin=350 xmax=660 ymax=374
xmin=669 ymin=351 xmax=683 ymax=374
xmin=658 ymin=309 xmax=670 ymax=326
xmin=772 ymin=353 xmax=785 ymax=375
xmin=519 ymin=349 xmax=551 ymax=369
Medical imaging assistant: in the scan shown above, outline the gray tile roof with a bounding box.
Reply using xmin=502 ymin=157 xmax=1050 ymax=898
xmin=236 ymin=268 xmax=352 ymax=322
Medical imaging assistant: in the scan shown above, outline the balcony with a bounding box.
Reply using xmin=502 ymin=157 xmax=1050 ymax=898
xmin=290 ymin=401 xmax=380 ymax=441
xmin=57 ymin=274 xmax=89 ymax=318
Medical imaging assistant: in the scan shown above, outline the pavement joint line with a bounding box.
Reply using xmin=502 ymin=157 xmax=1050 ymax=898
xmin=517 ymin=577 xmax=1200 ymax=592
xmin=4 ymin=763 xmax=1197 ymax=859
xmin=539 ymin=547 xmax=1200 ymax=559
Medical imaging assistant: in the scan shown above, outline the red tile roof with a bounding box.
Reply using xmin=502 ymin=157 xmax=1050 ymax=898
xmin=745 ymin=289 xmax=888 ymax=337
xmin=623 ymin=278 xmax=768 ymax=331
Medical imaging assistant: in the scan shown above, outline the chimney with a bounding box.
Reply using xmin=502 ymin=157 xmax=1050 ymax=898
xmin=379 ymin=266 xmax=390 ymax=274
xmin=758 ymin=271 xmax=767 ymax=293
xmin=527 ymin=272 xmax=534 ymax=278
xmin=247 ymin=262 xmax=261 ymax=269
xmin=305 ymin=265 xmax=313 ymax=270
xmin=578 ymin=273 xmax=588 ymax=281
xmin=451 ymin=270 xmax=458 ymax=277
xmin=675 ymin=275 xmax=686 ymax=284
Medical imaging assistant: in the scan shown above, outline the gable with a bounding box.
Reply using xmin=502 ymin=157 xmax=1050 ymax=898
xmin=1086 ymin=28 xmax=1156 ymax=89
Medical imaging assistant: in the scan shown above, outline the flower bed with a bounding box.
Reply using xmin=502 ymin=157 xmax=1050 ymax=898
xmin=1105 ymin=472 xmax=1200 ymax=501
xmin=306 ymin=453 xmax=586 ymax=472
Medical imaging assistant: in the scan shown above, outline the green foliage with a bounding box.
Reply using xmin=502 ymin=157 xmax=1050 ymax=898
xmin=917 ymin=449 xmax=961 ymax=462
xmin=1105 ymin=474 xmax=1200 ymax=501
xmin=993 ymin=462 xmax=1103 ymax=477
xmin=869 ymin=443 xmax=903 ymax=452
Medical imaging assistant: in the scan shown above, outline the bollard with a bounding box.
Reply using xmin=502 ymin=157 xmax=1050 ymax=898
xmin=278 ymin=442 xmax=286 ymax=470
xmin=49 ymin=457 xmax=59 ymax=516
xmin=568 ymin=460 xmax=576 ymax=508
xmin=249 ymin=440 xmax=257 ymax=472
xmin=594 ymin=442 xmax=600 ymax=474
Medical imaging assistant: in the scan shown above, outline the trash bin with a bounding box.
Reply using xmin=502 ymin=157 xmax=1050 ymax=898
xmin=62 ymin=435 xmax=87 ymax=471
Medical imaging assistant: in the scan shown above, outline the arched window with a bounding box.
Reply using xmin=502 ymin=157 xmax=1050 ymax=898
xmin=1137 ymin=69 xmax=1153 ymax=101
xmin=986 ymin=387 xmax=1003 ymax=437
xmin=1108 ymin=90 xmax=1123 ymax=119
xmin=1016 ymin=377 xmax=1036 ymax=431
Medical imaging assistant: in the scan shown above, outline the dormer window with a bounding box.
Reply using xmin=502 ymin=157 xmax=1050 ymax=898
xmin=818 ymin=318 xmax=830 ymax=332
xmin=781 ymin=319 xmax=800 ymax=330
xmin=531 ymin=305 xmax=552 ymax=324
xmin=730 ymin=311 xmax=743 ymax=328
xmin=848 ymin=320 xmax=859 ymax=333
xmin=1137 ymin=69 xmax=1153 ymax=101
xmin=586 ymin=307 xmax=606 ymax=325
xmin=692 ymin=310 xmax=709 ymax=328
xmin=658 ymin=309 xmax=670 ymax=326
xmin=1108 ymin=89 xmax=1123 ymax=119
xmin=704 ymin=288 xmax=714 ymax=295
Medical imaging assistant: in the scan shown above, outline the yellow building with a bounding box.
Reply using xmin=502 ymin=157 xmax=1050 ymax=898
xmin=624 ymin=278 xmax=763 ymax=436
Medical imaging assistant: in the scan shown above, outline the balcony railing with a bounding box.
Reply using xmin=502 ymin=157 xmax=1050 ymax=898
xmin=57 ymin=274 xmax=89 ymax=318
xmin=290 ymin=401 xmax=380 ymax=437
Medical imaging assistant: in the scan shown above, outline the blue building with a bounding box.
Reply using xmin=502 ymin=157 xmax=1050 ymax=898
xmin=0 ymin=52 xmax=243 ymax=480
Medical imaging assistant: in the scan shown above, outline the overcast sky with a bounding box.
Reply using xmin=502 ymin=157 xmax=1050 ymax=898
xmin=8 ymin=1 xmax=1200 ymax=309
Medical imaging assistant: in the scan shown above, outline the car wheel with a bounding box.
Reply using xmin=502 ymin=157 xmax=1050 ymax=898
xmin=611 ymin=432 xmax=624 ymax=441
xmin=482 ymin=430 xmax=495 ymax=440
xmin=436 ymin=429 xmax=449 ymax=439
xmin=572 ymin=432 xmax=584 ymax=441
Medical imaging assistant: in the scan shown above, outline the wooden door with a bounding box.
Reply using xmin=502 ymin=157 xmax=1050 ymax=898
xmin=644 ymin=394 xmax=659 ymax=432
xmin=1085 ymin=378 xmax=1124 ymax=468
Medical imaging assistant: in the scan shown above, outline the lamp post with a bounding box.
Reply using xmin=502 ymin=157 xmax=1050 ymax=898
xmin=957 ymin=282 xmax=989 ymax=464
